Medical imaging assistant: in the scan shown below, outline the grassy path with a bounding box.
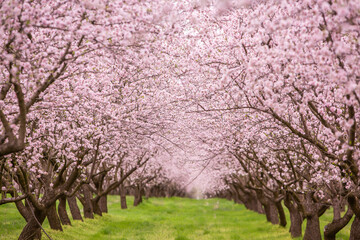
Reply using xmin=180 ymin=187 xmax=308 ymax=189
xmin=0 ymin=196 xmax=351 ymax=240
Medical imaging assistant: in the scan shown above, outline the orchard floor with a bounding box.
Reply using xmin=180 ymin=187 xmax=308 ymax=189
xmin=0 ymin=196 xmax=351 ymax=240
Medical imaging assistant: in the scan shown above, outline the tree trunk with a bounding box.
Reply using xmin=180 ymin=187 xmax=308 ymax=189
xmin=46 ymin=202 xmax=63 ymax=231
xmin=229 ymin=185 xmax=242 ymax=204
xmin=247 ymin=197 xmax=258 ymax=211
xmin=253 ymin=189 xmax=269 ymax=216
xmin=92 ymin=198 xmax=102 ymax=216
xmin=302 ymin=191 xmax=322 ymax=240
xmin=58 ymin=196 xmax=71 ymax=225
xmin=18 ymin=208 xmax=46 ymax=240
xmin=133 ymin=186 xmax=143 ymax=207
xmin=241 ymin=191 xmax=262 ymax=213
xmin=133 ymin=195 xmax=141 ymax=206
xmin=350 ymin=215 xmax=360 ymax=240
xmin=333 ymin=199 xmax=341 ymax=221
xmin=324 ymin=207 xmax=353 ymax=240
xmin=241 ymin=197 xmax=253 ymax=211
xmin=10 ymin=191 xmax=31 ymax=222
xmin=232 ymin=190 xmax=241 ymax=204
xmin=284 ymin=197 xmax=302 ymax=238
xmin=340 ymin=201 xmax=346 ymax=212
xmin=255 ymin=198 xmax=265 ymax=214
xmin=121 ymin=194 xmax=127 ymax=209
xmin=120 ymin=184 xmax=127 ymax=209
xmin=82 ymin=184 xmax=94 ymax=219
xmin=289 ymin=209 xmax=303 ymax=238
xmin=275 ymin=200 xmax=287 ymax=227
xmin=14 ymin=200 xmax=31 ymax=222
xmin=303 ymin=214 xmax=321 ymax=240
xmin=99 ymin=195 xmax=108 ymax=213
xmin=264 ymin=202 xmax=279 ymax=225
xmin=145 ymin=188 xmax=151 ymax=199
xmin=68 ymin=196 xmax=83 ymax=221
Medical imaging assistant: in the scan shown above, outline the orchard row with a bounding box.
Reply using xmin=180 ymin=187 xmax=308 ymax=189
xmin=1 ymin=1 xmax=360 ymax=240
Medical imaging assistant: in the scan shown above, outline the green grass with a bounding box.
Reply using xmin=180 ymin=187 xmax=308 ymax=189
xmin=0 ymin=196 xmax=352 ymax=240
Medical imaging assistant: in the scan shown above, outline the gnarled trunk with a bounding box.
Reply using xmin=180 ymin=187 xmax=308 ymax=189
xmin=133 ymin=195 xmax=142 ymax=206
xmin=68 ymin=196 xmax=83 ymax=221
xmin=99 ymin=195 xmax=108 ymax=213
xmin=46 ymin=202 xmax=62 ymax=231
xmin=92 ymin=198 xmax=102 ymax=216
xmin=302 ymin=191 xmax=326 ymax=240
xmin=247 ymin=197 xmax=258 ymax=212
xmin=133 ymin=186 xmax=143 ymax=207
xmin=275 ymin=200 xmax=287 ymax=227
xmin=264 ymin=202 xmax=279 ymax=225
xmin=58 ymin=196 xmax=71 ymax=225
xmin=304 ymin=214 xmax=321 ymax=240
xmin=81 ymin=184 xmax=94 ymax=219
xmin=14 ymin=200 xmax=31 ymax=222
xmin=229 ymin=184 xmax=242 ymax=204
xmin=9 ymin=191 xmax=31 ymax=222
xmin=18 ymin=208 xmax=46 ymax=240
xmin=348 ymin=194 xmax=360 ymax=240
xmin=350 ymin=215 xmax=360 ymax=240
xmin=324 ymin=204 xmax=353 ymax=240
xmin=255 ymin=198 xmax=265 ymax=214
xmin=241 ymin=190 xmax=263 ymax=214
xmin=333 ymin=198 xmax=341 ymax=220
xmin=284 ymin=195 xmax=302 ymax=238
xmin=289 ymin=209 xmax=303 ymax=238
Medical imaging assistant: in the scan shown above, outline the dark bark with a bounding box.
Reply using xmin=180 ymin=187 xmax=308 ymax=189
xmin=348 ymin=195 xmax=360 ymax=240
xmin=332 ymin=198 xmax=342 ymax=221
xmin=229 ymin=184 xmax=242 ymax=204
xmin=247 ymin=197 xmax=258 ymax=212
xmin=284 ymin=195 xmax=303 ymax=238
xmin=14 ymin=200 xmax=31 ymax=222
xmin=18 ymin=208 xmax=46 ymax=240
xmin=120 ymin=184 xmax=127 ymax=209
xmin=350 ymin=215 xmax=360 ymax=240
xmin=255 ymin=198 xmax=265 ymax=214
xmin=275 ymin=200 xmax=287 ymax=227
xmin=138 ymin=191 xmax=143 ymax=204
xmin=46 ymin=202 xmax=63 ymax=231
xmin=68 ymin=196 xmax=83 ymax=221
xmin=255 ymin=189 xmax=278 ymax=225
xmin=80 ymin=184 xmax=94 ymax=219
xmin=121 ymin=194 xmax=127 ymax=209
xmin=133 ymin=195 xmax=142 ymax=206
xmin=324 ymin=207 xmax=353 ymax=240
xmin=264 ymin=202 xmax=279 ymax=225
xmin=133 ymin=185 xmax=143 ymax=207
xmin=302 ymin=191 xmax=326 ymax=240
xmin=340 ymin=201 xmax=346 ymax=212
xmin=8 ymin=191 xmax=32 ymax=222
xmin=145 ymin=188 xmax=151 ymax=199
xmin=99 ymin=195 xmax=108 ymax=213
xmin=225 ymin=190 xmax=232 ymax=201
xmin=92 ymin=198 xmax=102 ymax=216
xmin=92 ymin=170 xmax=106 ymax=216
xmin=303 ymin=214 xmax=321 ymax=240
xmin=289 ymin=209 xmax=303 ymax=238
xmin=238 ymin=188 xmax=263 ymax=214
xmin=241 ymin=196 xmax=254 ymax=210
xmin=58 ymin=196 xmax=71 ymax=225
